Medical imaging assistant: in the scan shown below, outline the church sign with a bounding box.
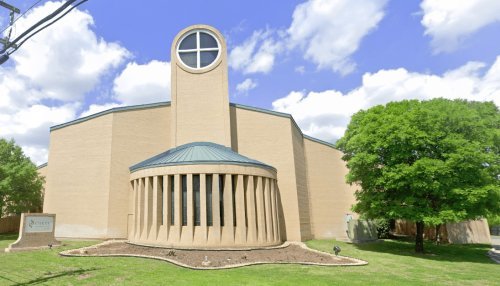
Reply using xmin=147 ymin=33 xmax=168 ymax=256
xmin=25 ymin=216 xmax=54 ymax=233
xmin=5 ymin=213 xmax=61 ymax=252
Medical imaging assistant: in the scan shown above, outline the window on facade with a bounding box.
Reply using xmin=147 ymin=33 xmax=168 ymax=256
xmin=193 ymin=174 xmax=200 ymax=226
xmin=219 ymin=175 xmax=224 ymax=226
xmin=170 ymin=175 xmax=175 ymax=225
xmin=177 ymin=30 xmax=220 ymax=69
xmin=206 ymin=174 xmax=213 ymax=226
xmin=182 ymin=175 xmax=187 ymax=226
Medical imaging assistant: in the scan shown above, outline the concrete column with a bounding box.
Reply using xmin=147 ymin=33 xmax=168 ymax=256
xmin=255 ymin=176 xmax=266 ymax=243
xmin=151 ymin=176 xmax=158 ymax=241
xmin=152 ymin=176 xmax=162 ymax=240
xmin=275 ymin=182 xmax=281 ymax=242
xmin=235 ymin=175 xmax=246 ymax=244
xmin=246 ymin=175 xmax=257 ymax=244
xmin=271 ymin=179 xmax=278 ymax=242
xmin=162 ymin=175 xmax=170 ymax=241
xmin=144 ymin=177 xmax=153 ymax=240
xmin=222 ymin=174 xmax=234 ymax=243
xmin=264 ymin=177 xmax=274 ymax=242
xmin=173 ymin=174 xmax=181 ymax=242
xmin=138 ymin=178 xmax=145 ymax=240
xmin=200 ymin=174 xmax=207 ymax=241
xmin=186 ymin=174 xmax=194 ymax=242
xmin=210 ymin=174 xmax=221 ymax=243
xmin=133 ymin=179 xmax=139 ymax=239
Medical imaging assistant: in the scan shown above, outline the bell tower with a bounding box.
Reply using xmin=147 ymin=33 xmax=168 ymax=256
xmin=170 ymin=24 xmax=231 ymax=147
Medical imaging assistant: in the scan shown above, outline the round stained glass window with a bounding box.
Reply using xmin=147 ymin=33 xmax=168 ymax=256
xmin=177 ymin=30 xmax=220 ymax=70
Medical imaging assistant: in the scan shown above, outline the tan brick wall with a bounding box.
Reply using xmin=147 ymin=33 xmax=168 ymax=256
xmin=170 ymin=25 xmax=231 ymax=147
xmin=107 ymin=107 xmax=171 ymax=238
xmin=304 ymin=138 xmax=357 ymax=240
xmin=44 ymin=105 xmax=172 ymax=238
xmin=37 ymin=165 xmax=48 ymax=197
xmin=291 ymin=124 xmax=312 ymax=240
xmin=44 ymin=114 xmax=113 ymax=238
xmin=229 ymin=106 xmax=303 ymax=241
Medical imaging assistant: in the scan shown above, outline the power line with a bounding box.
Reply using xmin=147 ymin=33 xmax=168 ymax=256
xmin=0 ymin=0 xmax=87 ymax=56
xmin=11 ymin=0 xmax=88 ymax=54
xmin=1 ymin=0 xmax=79 ymax=54
xmin=0 ymin=0 xmax=44 ymax=35
xmin=0 ymin=0 xmax=90 ymax=65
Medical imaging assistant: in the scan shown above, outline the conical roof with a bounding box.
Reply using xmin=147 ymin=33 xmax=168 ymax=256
xmin=130 ymin=142 xmax=275 ymax=172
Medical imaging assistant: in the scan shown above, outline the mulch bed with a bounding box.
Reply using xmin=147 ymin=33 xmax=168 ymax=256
xmin=60 ymin=241 xmax=367 ymax=269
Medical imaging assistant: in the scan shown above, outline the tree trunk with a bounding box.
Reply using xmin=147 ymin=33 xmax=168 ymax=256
xmin=415 ymin=221 xmax=424 ymax=253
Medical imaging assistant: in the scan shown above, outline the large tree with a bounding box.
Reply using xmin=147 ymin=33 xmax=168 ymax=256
xmin=0 ymin=139 xmax=44 ymax=218
xmin=337 ymin=99 xmax=499 ymax=253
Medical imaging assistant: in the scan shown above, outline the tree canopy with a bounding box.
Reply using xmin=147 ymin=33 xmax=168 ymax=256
xmin=337 ymin=99 xmax=500 ymax=253
xmin=0 ymin=138 xmax=44 ymax=218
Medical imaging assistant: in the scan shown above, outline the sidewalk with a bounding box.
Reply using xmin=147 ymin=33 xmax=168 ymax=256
xmin=488 ymin=235 xmax=500 ymax=263
xmin=491 ymin=235 xmax=500 ymax=250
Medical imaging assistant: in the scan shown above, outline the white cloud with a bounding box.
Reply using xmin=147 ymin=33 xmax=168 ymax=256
xmin=229 ymin=30 xmax=283 ymax=74
xmin=0 ymin=102 xmax=79 ymax=164
xmin=294 ymin=66 xmax=305 ymax=74
xmin=0 ymin=1 xmax=130 ymax=164
xmin=235 ymin=78 xmax=258 ymax=95
xmin=273 ymin=56 xmax=500 ymax=143
xmin=287 ymin=0 xmax=388 ymax=75
xmin=9 ymin=1 xmax=130 ymax=102
xmin=112 ymin=60 xmax=171 ymax=105
xmin=421 ymin=0 xmax=500 ymax=53
xmin=229 ymin=0 xmax=387 ymax=76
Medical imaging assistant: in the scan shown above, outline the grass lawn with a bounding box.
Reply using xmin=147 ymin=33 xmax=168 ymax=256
xmin=0 ymin=233 xmax=498 ymax=286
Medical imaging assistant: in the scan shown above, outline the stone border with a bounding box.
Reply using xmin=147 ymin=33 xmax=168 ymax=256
xmin=127 ymin=240 xmax=289 ymax=251
xmin=5 ymin=244 xmax=63 ymax=253
xmin=60 ymin=240 xmax=368 ymax=270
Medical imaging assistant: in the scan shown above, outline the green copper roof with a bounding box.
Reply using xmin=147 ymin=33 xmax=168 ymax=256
xmin=130 ymin=142 xmax=276 ymax=172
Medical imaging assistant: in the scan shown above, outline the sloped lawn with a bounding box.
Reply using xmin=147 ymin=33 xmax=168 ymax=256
xmin=0 ymin=233 xmax=498 ymax=285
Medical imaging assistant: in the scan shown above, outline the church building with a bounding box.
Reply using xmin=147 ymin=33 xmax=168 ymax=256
xmin=40 ymin=25 xmax=357 ymax=248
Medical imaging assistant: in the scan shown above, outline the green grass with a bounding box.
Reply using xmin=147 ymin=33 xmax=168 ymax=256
xmin=0 ymin=233 xmax=498 ymax=286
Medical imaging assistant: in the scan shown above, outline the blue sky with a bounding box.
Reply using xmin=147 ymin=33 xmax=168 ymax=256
xmin=1 ymin=0 xmax=499 ymax=164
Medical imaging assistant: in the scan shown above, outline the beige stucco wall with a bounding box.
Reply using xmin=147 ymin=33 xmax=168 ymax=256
xmin=44 ymin=105 xmax=172 ymax=238
xmin=304 ymin=137 xmax=357 ymax=240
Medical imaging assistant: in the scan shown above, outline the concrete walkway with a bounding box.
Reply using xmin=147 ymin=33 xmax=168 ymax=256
xmin=491 ymin=236 xmax=500 ymax=249
xmin=488 ymin=236 xmax=500 ymax=263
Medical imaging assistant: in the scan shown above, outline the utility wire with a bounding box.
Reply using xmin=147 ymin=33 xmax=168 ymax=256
xmin=8 ymin=0 xmax=88 ymax=55
xmin=0 ymin=0 xmax=80 ymax=54
xmin=0 ymin=0 xmax=44 ymax=35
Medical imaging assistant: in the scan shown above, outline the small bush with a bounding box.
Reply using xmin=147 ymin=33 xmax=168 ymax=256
xmin=373 ymin=218 xmax=391 ymax=239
